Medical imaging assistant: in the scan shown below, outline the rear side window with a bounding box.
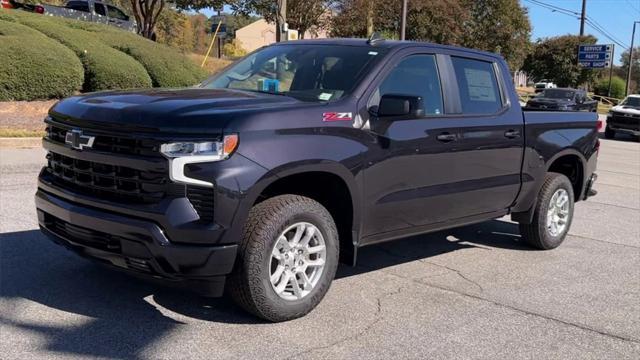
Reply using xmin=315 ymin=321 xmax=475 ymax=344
xmin=67 ymin=1 xmax=89 ymax=12
xmin=451 ymin=57 xmax=502 ymax=114
xmin=94 ymin=3 xmax=106 ymax=16
xmin=107 ymin=5 xmax=128 ymax=20
xmin=370 ymin=55 xmax=443 ymax=115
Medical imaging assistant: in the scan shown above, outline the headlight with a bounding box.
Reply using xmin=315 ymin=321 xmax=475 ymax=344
xmin=160 ymin=134 xmax=238 ymax=187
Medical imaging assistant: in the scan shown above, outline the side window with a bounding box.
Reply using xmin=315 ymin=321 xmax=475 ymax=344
xmin=370 ymin=55 xmax=443 ymax=115
xmin=94 ymin=3 xmax=106 ymax=16
xmin=451 ymin=57 xmax=503 ymax=114
xmin=107 ymin=5 xmax=128 ymax=20
xmin=67 ymin=1 xmax=89 ymax=12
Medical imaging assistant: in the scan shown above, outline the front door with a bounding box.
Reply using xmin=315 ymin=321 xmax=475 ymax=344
xmin=361 ymin=53 xmax=463 ymax=237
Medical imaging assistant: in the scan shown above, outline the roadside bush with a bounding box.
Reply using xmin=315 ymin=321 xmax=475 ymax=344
xmin=0 ymin=18 xmax=83 ymax=100
xmin=594 ymin=76 xmax=625 ymax=100
xmin=68 ymin=20 xmax=208 ymax=87
xmin=595 ymin=76 xmax=626 ymax=99
xmin=9 ymin=11 xmax=152 ymax=92
xmin=223 ymin=39 xmax=247 ymax=58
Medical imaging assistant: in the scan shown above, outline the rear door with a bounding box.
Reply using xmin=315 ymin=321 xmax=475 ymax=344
xmin=439 ymin=55 xmax=524 ymax=217
xmin=106 ymin=5 xmax=130 ymax=29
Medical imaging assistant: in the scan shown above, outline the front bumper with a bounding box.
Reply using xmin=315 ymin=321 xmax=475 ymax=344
xmin=35 ymin=189 xmax=237 ymax=297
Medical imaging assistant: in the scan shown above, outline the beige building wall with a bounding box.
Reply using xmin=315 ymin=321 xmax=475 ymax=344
xmin=235 ymin=19 xmax=329 ymax=53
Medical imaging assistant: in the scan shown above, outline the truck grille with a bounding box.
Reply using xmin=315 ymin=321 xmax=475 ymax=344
xmin=610 ymin=113 xmax=640 ymax=129
xmin=46 ymin=152 xmax=168 ymax=203
xmin=47 ymin=124 xmax=159 ymax=157
xmin=44 ymin=213 xmax=123 ymax=253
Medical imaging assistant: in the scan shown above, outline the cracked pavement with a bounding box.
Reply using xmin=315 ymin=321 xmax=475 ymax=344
xmin=1 ymin=136 xmax=639 ymax=359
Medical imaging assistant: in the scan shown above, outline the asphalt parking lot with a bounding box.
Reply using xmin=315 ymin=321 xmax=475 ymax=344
xmin=1 ymin=134 xmax=639 ymax=359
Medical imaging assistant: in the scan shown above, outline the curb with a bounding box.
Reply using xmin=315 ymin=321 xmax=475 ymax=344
xmin=0 ymin=137 xmax=42 ymax=149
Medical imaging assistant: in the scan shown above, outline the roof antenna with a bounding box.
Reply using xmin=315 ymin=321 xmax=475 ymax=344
xmin=367 ymin=32 xmax=385 ymax=46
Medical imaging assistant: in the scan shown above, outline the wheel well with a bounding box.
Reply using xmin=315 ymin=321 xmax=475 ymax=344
xmin=548 ymin=154 xmax=584 ymax=200
xmin=255 ymin=172 xmax=354 ymax=262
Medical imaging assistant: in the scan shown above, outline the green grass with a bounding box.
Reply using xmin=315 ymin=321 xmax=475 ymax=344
xmin=0 ymin=9 xmax=207 ymax=100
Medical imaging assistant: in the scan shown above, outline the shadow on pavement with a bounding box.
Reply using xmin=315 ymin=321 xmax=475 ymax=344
xmin=0 ymin=219 xmax=526 ymax=358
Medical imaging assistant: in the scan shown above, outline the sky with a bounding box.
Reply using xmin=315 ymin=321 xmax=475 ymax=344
xmin=522 ymin=0 xmax=639 ymax=65
xmin=204 ymin=0 xmax=638 ymax=66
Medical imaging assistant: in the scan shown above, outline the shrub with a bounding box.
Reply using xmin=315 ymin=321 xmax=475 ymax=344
xmin=70 ymin=20 xmax=208 ymax=87
xmin=223 ymin=39 xmax=247 ymax=58
xmin=0 ymin=18 xmax=83 ymax=100
xmin=9 ymin=11 xmax=152 ymax=92
xmin=594 ymin=76 xmax=626 ymax=100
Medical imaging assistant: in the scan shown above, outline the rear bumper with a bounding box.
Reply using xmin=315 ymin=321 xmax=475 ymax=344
xmin=35 ymin=189 xmax=237 ymax=297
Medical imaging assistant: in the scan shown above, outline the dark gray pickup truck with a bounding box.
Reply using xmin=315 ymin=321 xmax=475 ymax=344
xmin=14 ymin=0 xmax=135 ymax=31
xmin=36 ymin=39 xmax=599 ymax=322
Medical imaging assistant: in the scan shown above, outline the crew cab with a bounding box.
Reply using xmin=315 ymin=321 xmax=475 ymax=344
xmin=526 ymin=88 xmax=598 ymax=112
xmin=35 ymin=39 xmax=599 ymax=322
xmin=605 ymin=94 xmax=640 ymax=140
xmin=11 ymin=0 xmax=135 ymax=32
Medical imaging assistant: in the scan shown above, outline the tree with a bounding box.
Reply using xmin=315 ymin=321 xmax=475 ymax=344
xmin=232 ymin=0 xmax=332 ymax=39
xmin=461 ymin=0 xmax=531 ymax=70
xmin=331 ymin=0 xmax=531 ymax=69
xmin=522 ymin=35 xmax=598 ymax=88
xmin=619 ymin=47 xmax=640 ymax=94
xmin=128 ymin=1 xmax=226 ymax=40
xmin=129 ymin=0 xmax=165 ymax=39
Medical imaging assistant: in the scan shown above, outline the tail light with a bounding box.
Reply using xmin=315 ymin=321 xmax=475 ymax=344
xmin=596 ymin=119 xmax=603 ymax=131
xmin=34 ymin=5 xmax=44 ymax=13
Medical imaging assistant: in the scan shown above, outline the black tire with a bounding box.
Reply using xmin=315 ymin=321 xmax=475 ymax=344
xmin=604 ymin=126 xmax=615 ymax=139
xmin=228 ymin=195 xmax=339 ymax=322
xmin=519 ymin=172 xmax=574 ymax=250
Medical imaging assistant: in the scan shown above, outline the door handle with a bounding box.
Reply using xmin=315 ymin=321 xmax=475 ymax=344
xmin=436 ymin=133 xmax=457 ymax=142
xmin=504 ymin=129 xmax=521 ymax=139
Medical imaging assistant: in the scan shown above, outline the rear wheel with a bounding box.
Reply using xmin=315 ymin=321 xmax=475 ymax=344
xmin=228 ymin=195 xmax=339 ymax=322
xmin=604 ymin=125 xmax=615 ymax=139
xmin=519 ymin=172 xmax=574 ymax=250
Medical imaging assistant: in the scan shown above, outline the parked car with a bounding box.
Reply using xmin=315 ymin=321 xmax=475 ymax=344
xmin=35 ymin=39 xmax=599 ymax=322
xmin=1 ymin=0 xmax=14 ymax=9
xmin=526 ymin=88 xmax=598 ymax=112
xmin=11 ymin=0 xmax=135 ymax=32
xmin=534 ymin=79 xmax=557 ymax=93
xmin=605 ymin=94 xmax=640 ymax=139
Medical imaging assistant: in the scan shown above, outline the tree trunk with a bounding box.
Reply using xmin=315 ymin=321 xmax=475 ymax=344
xmin=366 ymin=0 xmax=374 ymax=37
xmin=130 ymin=0 xmax=165 ymax=39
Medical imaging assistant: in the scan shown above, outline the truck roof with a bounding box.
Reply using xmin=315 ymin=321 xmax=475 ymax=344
xmin=271 ymin=38 xmax=505 ymax=61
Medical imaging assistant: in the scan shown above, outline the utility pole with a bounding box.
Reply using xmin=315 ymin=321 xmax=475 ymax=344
xmin=276 ymin=0 xmax=287 ymax=42
xmin=626 ymin=21 xmax=639 ymax=96
xmin=579 ymin=0 xmax=587 ymax=36
xmin=400 ymin=0 xmax=407 ymax=40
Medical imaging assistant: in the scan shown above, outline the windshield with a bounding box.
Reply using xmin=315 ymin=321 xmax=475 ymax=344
xmin=621 ymin=96 xmax=640 ymax=108
xmin=200 ymin=44 xmax=388 ymax=102
xmin=542 ymin=89 xmax=575 ymax=100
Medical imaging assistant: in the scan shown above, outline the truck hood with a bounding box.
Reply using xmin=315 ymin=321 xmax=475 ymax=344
xmin=49 ymin=88 xmax=305 ymax=134
xmin=610 ymin=105 xmax=640 ymax=115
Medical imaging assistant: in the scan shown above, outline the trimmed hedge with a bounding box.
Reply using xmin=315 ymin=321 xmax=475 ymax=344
xmin=0 ymin=18 xmax=83 ymax=100
xmin=1 ymin=9 xmax=209 ymax=100
xmin=70 ymin=21 xmax=208 ymax=87
xmin=10 ymin=12 xmax=153 ymax=92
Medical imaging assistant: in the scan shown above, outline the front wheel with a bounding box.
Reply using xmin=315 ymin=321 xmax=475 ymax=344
xmin=228 ymin=195 xmax=339 ymax=322
xmin=519 ymin=172 xmax=574 ymax=250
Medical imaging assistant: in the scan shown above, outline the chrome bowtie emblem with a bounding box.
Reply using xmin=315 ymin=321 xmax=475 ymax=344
xmin=65 ymin=129 xmax=95 ymax=150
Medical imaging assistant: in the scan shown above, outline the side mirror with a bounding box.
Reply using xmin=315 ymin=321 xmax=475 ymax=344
xmin=375 ymin=94 xmax=425 ymax=119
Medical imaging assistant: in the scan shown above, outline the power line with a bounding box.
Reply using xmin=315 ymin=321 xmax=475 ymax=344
xmin=586 ymin=16 xmax=626 ymax=45
xmin=524 ymin=0 xmax=628 ymax=49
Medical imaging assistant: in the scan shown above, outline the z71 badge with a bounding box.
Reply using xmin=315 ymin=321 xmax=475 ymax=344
xmin=322 ymin=112 xmax=353 ymax=122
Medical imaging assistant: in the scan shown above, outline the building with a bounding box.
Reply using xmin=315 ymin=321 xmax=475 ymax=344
xmin=235 ymin=19 xmax=329 ymax=53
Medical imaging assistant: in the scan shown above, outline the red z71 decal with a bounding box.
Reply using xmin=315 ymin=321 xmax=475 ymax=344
xmin=323 ymin=112 xmax=353 ymax=122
